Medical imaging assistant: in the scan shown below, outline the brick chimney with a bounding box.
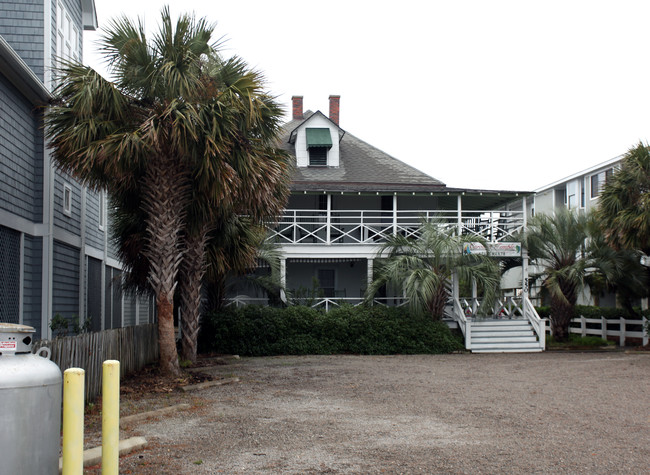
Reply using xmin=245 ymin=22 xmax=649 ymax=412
xmin=329 ymin=95 xmax=340 ymax=125
xmin=292 ymin=95 xmax=303 ymax=121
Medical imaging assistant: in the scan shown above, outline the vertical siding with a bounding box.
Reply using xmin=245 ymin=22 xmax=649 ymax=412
xmin=0 ymin=74 xmax=43 ymax=221
xmin=52 ymin=239 xmax=80 ymax=322
xmin=0 ymin=0 xmax=45 ymax=80
xmin=22 ymin=234 xmax=42 ymax=334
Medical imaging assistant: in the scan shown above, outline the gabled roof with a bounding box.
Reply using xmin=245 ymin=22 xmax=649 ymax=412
xmin=288 ymin=110 xmax=344 ymax=145
xmin=280 ymin=110 xmax=447 ymax=193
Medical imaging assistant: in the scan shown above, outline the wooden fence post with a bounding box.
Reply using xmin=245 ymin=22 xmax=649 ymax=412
xmin=601 ymin=316 xmax=607 ymax=341
xmin=620 ymin=317 xmax=626 ymax=347
xmin=643 ymin=317 xmax=649 ymax=347
xmin=581 ymin=316 xmax=586 ymax=337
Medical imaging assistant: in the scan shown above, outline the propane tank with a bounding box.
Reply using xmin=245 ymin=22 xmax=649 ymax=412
xmin=0 ymin=323 xmax=62 ymax=475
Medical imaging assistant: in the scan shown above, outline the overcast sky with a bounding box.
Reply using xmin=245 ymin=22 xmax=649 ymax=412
xmin=83 ymin=0 xmax=650 ymax=191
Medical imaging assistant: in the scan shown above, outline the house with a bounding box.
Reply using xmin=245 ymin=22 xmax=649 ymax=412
xmin=525 ymin=155 xmax=633 ymax=308
xmin=232 ymin=95 xmax=546 ymax=352
xmin=528 ymin=155 xmax=621 ymax=216
xmin=0 ymin=0 xmax=152 ymax=339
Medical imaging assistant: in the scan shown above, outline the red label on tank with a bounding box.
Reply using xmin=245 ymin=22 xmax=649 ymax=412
xmin=0 ymin=341 xmax=17 ymax=349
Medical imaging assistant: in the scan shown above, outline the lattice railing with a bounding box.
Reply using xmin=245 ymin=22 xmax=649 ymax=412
xmin=267 ymin=209 xmax=524 ymax=245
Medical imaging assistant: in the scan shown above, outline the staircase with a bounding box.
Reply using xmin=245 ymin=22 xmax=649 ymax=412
xmin=469 ymin=319 xmax=543 ymax=353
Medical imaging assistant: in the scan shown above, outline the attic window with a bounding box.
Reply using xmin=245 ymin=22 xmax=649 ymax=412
xmin=306 ymin=128 xmax=332 ymax=167
xmin=309 ymin=147 xmax=328 ymax=166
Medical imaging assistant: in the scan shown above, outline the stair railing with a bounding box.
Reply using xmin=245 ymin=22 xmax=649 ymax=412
xmin=452 ymin=297 xmax=471 ymax=350
xmin=524 ymin=296 xmax=546 ymax=350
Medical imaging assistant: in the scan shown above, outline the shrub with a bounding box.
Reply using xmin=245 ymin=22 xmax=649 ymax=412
xmin=199 ymin=304 xmax=463 ymax=356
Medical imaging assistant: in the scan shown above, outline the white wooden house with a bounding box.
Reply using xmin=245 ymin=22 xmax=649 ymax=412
xmin=233 ymin=96 xmax=546 ymax=352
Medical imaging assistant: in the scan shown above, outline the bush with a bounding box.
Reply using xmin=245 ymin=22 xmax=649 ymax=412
xmin=199 ymin=304 xmax=464 ymax=356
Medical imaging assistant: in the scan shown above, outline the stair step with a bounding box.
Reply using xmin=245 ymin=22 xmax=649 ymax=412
xmin=472 ymin=350 xmax=543 ymax=354
xmin=472 ymin=336 xmax=538 ymax=344
xmin=471 ymin=341 xmax=542 ymax=350
xmin=471 ymin=330 xmax=534 ymax=337
xmin=472 ymin=325 xmax=533 ymax=333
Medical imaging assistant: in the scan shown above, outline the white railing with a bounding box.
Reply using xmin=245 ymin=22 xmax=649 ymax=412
xmin=450 ymin=298 xmax=469 ymax=349
xmin=224 ymin=296 xmax=408 ymax=312
xmin=450 ymin=295 xmax=546 ymax=350
xmin=524 ymin=297 xmax=546 ymax=350
xmin=545 ymin=315 xmax=649 ymax=346
xmin=268 ymin=209 xmax=524 ymax=245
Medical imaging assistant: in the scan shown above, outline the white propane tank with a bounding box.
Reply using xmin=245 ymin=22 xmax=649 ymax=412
xmin=0 ymin=323 xmax=62 ymax=475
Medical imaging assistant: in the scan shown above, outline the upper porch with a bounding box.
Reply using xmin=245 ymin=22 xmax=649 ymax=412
xmin=268 ymin=191 xmax=528 ymax=246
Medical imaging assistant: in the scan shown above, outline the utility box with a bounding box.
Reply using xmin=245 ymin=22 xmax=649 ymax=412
xmin=0 ymin=323 xmax=62 ymax=475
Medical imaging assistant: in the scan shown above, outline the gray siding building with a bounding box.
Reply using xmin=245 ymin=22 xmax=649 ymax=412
xmin=0 ymin=0 xmax=152 ymax=338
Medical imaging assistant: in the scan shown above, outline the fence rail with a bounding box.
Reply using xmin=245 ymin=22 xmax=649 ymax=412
xmin=33 ymin=324 xmax=159 ymax=401
xmin=545 ymin=316 xmax=649 ymax=346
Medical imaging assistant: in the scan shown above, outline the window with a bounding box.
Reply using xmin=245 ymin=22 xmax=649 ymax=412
xmin=590 ymin=168 xmax=614 ymax=199
xmin=98 ymin=190 xmax=105 ymax=230
xmin=63 ymin=184 xmax=72 ymax=216
xmin=580 ymin=178 xmax=585 ymax=208
xmin=56 ymin=2 xmax=81 ymax=67
xmin=309 ymin=147 xmax=328 ymax=166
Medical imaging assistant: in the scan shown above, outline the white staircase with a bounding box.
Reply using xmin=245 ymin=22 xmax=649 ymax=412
xmin=470 ymin=319 xmax=543 ymax=353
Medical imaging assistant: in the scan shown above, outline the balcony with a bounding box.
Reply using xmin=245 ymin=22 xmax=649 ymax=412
xmin=268 ymin=209 xmax=524 ymax=245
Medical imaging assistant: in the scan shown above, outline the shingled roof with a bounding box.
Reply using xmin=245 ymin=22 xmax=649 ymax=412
xmin=279 ymin=110 xmax=447 ymax=193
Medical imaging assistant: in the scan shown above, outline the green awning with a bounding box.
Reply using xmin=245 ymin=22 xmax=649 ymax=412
xmin=306 ymin=128 xmax=332 ymax=148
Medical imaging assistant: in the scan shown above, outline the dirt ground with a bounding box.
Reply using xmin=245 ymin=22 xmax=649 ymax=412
xmin=85 ymin=351 xmax=649 ymax=474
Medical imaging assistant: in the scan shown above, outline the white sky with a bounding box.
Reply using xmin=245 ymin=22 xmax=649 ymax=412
xmin=83 ymin=0 xmax=650 ymax=191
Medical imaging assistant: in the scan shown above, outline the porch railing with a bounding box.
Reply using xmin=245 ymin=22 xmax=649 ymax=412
xmin=268 ymin=209 xmax=524 ymax=245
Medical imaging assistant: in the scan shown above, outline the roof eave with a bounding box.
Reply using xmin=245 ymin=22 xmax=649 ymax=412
xmin=81 ymin=0 xmax=98 ymax=31
xmin=0 ymin=35 xmax=51 ymax=104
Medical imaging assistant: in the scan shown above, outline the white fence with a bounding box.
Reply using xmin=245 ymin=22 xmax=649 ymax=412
xmin=545 ymin=316 xmax=649 ymax=346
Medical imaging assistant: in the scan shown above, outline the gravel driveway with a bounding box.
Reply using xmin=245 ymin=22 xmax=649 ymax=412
xmin=114 ymin=352 xmax=649 ymax=474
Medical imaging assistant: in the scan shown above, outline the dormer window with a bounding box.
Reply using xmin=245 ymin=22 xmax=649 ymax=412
xmin=306 ymin=128 xmax=332 ymax=167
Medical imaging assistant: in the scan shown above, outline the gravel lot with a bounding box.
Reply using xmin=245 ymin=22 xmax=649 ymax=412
xmin=111 ymin=352 xmax=649 ymax=474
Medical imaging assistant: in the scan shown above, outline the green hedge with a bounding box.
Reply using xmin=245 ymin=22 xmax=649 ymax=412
xmin=199 ymin=305 xmax=464 ymax=356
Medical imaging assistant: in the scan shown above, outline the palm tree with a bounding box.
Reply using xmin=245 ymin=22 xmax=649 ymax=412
xmin=46 ymin=8 xmax=289 ymax=375
xmin=597 ymin=142 xmax=650 ymax=255
xmin=366 ymin=220 xmax=501 ymax=320
xmin=525 ymin=209 xmax=643 ymax=341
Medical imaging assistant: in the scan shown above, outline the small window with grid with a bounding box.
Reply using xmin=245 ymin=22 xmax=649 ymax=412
xmin=309 ymin=147 xmax=328 ymax=166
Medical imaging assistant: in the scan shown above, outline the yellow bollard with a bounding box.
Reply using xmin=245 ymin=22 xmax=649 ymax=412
xmin=102 ymin=360 xmax=120 ymax=475
xmin=62 ymin=368 xmax=85 ymax=475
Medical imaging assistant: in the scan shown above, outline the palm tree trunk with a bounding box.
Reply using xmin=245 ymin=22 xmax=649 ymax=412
xmin=428 ymin=285 xmax=449 ymax=321
xmin=180 ymin=224 xmax=209 ymax=364
xmin=142 ymin=155 xmax=189 ymax=376
xmin=550 ymin=297 xmax=573 ymax=342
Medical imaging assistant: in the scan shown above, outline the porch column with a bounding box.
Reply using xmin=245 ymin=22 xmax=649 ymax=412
xmin=457 ymin=194 xmax=462 ymax=236
xmin=280 ymin=258 xmax=287 ymax=303
xmin=522 ymin=196 xmax=527 ymax=230
xmin=522 ymin=248 xmax=529 ymax=319
xmin=326 ymin=193 xmax=331 ymax=244
xmin=367 ymin=258 xmax=374 ymax=289
xmin=392 ymin=194 xmax=397 ymax=236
